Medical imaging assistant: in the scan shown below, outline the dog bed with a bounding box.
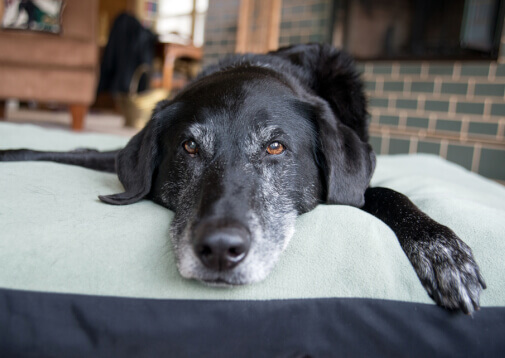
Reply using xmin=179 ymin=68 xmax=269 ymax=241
xmin=1 ymin=122 xmax=504 ymax=357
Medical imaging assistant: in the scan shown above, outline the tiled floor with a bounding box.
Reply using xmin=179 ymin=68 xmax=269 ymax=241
xmin=2 ymin=108 xmax=138 ymax=137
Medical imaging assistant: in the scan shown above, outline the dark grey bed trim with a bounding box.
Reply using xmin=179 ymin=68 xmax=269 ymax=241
xmin=1 ymin=288 xmax=504 ymax=358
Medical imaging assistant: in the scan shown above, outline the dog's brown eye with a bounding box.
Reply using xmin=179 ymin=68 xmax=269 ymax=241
xmin=183 ymin=140 xmax=199 ymax=155
xmin=266 ymin=142 xmax=285 ymax=155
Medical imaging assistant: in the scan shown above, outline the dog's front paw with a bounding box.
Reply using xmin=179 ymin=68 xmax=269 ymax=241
xmin=402 ymin=225 xmax=486 ymax=314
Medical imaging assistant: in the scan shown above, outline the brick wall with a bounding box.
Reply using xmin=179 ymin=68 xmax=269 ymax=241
xmin=204 ymin=0 xmax=332 ymax=64
xmin=278 ymin=0 xmax=332 ymax=47
xmin=359 ymin=12 xmax=505 ymax=183
xmin=363 ymin=53 xmax=505 ymax=183
xmin=203 ymin=1 xmax=505 ymax=182
xmin=203 ymin=0 xmax=241 ymax=65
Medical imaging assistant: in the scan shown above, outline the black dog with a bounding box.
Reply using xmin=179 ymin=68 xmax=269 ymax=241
xmin=0 ymin=44 xmax=485 ymax=313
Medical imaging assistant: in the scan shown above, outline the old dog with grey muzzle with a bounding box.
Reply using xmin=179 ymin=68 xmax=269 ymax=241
xmin=0 ymin=44 xmax=486 ymax=313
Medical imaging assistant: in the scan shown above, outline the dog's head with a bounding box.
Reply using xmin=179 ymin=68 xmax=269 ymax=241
xmin=99 ymin=55 xmax=375 ymax=285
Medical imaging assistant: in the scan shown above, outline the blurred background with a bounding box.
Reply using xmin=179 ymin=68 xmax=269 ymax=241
xmin=0 ymin=0 xmax=504 ymax=183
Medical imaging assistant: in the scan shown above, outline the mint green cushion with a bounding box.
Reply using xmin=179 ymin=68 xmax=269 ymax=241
xmin=1 ymin=123 xmax=504 ymax=306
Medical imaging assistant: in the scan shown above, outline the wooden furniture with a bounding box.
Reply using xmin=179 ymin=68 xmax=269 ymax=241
xmin=236 ymin=0 xmax=282 ymax=53
xmin=161 ymin=43 xmax=202 ymax=92
xmin=0 ymin=0 xmax=98 ymax=130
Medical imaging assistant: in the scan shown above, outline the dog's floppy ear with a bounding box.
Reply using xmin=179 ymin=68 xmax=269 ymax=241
xmin=274 ymin=44 xmax=375 ymax=206
xmin=312 ymin=100 xmax=376 ymax=207
xmin=99 ymin=100 xmax=173 ymax=205
xmin=270 ymin=44 xmax=368 ymax=141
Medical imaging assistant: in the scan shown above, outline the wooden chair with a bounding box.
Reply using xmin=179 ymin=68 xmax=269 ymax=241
xmin=0 ymin=0 xmax=98 ymax=131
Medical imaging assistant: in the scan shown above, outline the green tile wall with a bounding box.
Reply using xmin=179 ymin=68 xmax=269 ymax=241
xmin=406 ymin=116 xmax=429 ymax=128
xmin=441 ymin=83 xmax=468 ymax=95
xmin=460 ymin=64 xmax=490 ymax=77
xmin=379 ymin=115 xmax=399 ymax=126
xmin=369 ymin=136 xmax=382 ymax=154
xmin=425 ymin=100 xmax=449 ymax=112
xmin=411 ymin=82 xmax=435 ymax=93
xmin=396 ymin=99 xmax=418 ymax=109
xmin=468 ymin=122 xmax=499 ymax=136
xmin=428 ymin=65 xmax=453 ymax=76
xmin=418 ymin=141 xmax=441 ymax=155
xmin=456 ymin=102 xmax=485 ymax=115
xmin=204 ymin=0 xmax=333 ymax=64
xmin=383 ymin=81 xmax=404 ymax=92
xmin=474 ymin=84 xmax=505 ymax=97
xmin=399 ymin=64 xmax=422 ymax=75
xmin=496 ymin=64 xmax=505 ymax=76
xmin=361 ymin=57 xmax=503 ymax=182
xmin=389 ymin=138 xmax=410 ymax=154
xmin=370 ymin=98 xmax=389 ymax=108
xmin=364 ymin=81 xmax=376 ymax=91
xmin=491 ymin=103 xmax=505 ymax=116
xmin=436 ymin=119 xmax=462 ymax=132
xmin=372 ymin=65 xmax=392 ymax=75
xmin=446 ymin=145 xmax=474 ymax=170
xmin=479 ymin=148 xmax=505 ymax=180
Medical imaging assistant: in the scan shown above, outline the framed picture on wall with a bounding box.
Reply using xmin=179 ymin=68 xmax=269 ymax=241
xmin=1 ymin=0 xmax=64 ymax=34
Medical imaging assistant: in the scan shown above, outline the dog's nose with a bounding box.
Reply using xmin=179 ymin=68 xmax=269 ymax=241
xmin=194 ymin=226 xmax=250 ymax=271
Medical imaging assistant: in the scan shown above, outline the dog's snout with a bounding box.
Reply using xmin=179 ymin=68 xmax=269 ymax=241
xmin=194 ymin=225 xmax=250 ymax=271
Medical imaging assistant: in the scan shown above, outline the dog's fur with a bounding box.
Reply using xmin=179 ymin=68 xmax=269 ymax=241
xmin=0 ymin=44 xmax=485 ymax=313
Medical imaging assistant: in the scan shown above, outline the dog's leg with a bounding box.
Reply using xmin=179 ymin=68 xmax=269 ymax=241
xmin=362 ymin=187 xmax=486 ymax=314
xmin=0 ymin=149 xmax=119 ymax=173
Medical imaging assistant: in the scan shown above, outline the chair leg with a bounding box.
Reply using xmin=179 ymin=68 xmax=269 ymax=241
xmin=0 ymin=100 xmax=5 ymax=120
xmin=69 ymin=104 xmax=87 ymax=131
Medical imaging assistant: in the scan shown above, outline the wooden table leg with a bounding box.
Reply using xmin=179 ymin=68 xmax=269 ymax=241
xmin=0 ymin=100 xmax=6 ymax=121
xmin=162 ymin=43 xmax=203 ymax=92
xmin=69 ymin=104 xmax=87 ymax=131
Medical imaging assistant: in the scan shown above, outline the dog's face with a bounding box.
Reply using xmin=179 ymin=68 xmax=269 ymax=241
xmin=99 ymin=66 xmax=375 ymax=286
xmin=152 ymin=69 xmax=322 ymax=284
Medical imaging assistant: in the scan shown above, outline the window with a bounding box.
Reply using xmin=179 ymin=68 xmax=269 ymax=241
xmin=156 ymin=0 xmax=208 ymax=47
